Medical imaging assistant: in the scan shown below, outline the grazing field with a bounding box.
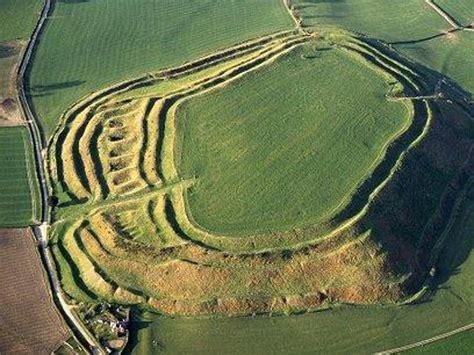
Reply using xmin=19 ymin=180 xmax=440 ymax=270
xmin=125 ymin=183 xmax=474 ymax=354
xmin=435 ymin=0 xmax=474 ymax=26
xmin=293 ymin=0 xmax=449 ymax=42
xmin=396 ymin=31 xmax=474 ymax=93
xmin=0 ymin=0 xmax=42 ymax=42
xmin=27 ymin=0 xmax=293 ymax=136
xmin=407 ymin=329 xmax=474 ymax=354
xmin=176 ymin=44 xmax=411 ymax=235
xmin=0 ymin=127 xmax=40 ymax=226
xmin=0 ymin=228 xmax=69 ymax=353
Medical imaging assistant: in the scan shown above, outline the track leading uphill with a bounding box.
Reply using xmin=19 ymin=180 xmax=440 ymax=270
xmin=48 ymin=29 xmax=474 ymax=316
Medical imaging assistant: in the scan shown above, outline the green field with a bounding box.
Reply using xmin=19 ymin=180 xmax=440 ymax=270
xmin=396 ymin=31 xmax=474 ymax=94
xmin=407 ymin=329 xmax=474 ymax=354
xmin=176 ymin=44 xmax=411 ymax=235
xmin=435 ymin=0 xmax=474 ymax=26
xmin=293 ymin=0 xmax=449 ymax=42
xmin=27 ymin=0 xmax=293 ymax=136
xmin=0 ymin=0 xmax=41 ymax=42
xmin=0 ymin=127 xmax=40 ymax=226
xmin=126 ymin=183 xmax=474 ymax=354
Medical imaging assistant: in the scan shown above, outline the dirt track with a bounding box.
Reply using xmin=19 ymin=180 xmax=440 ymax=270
xmin=0 ymin=228 xmax=69 ymax=354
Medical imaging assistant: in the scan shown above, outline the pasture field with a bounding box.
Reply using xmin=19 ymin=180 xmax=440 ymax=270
xmin=176 ymin=44 xmax=411 ymax=235
xmin=407 ymin=330 xmax=474 ymax=354
xmin=0 ymin=0 xmax=42 ymax=42
xmin=396 ymin=31 xmax=474 ymax=94
xmin=0 ymin=127 xmax=40 ymax=226
xmin=125 ymin=183 xmax=474 ymax=354
xmin=27 ymin=0 xmax=293 ymax=136
xmin=292 ymin=0 xmax=449 ymax=42
xmin=435 ymin=0 xmax=474 ymax=26
xmin=0 ymin=41 xmax=23 ymax=124
xmin=0 ymin=228 xmax=69 ymax=353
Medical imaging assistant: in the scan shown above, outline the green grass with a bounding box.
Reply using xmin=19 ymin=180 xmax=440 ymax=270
xmin=407 ymin=329 xmax=474 ymax=354
xmin=0 ymin=42 xmax=21 ymax=100
xmin=0 ymin=127 xmax=40 ymax=226
xmin=0 ymin=0 xmax=42 ymax=42
xmin=125 ymin=184 xmax=474 ymax=354
xmin=396 ymin=31 xmax=474 ymax=93
xmin=293 ymin=0 xmax=449 ymax=42
xmin=27 ymin=0 xmax=294 ymax=137
xmin=435 ymin=0 xmax=474 ymax=26
xmin=176 ymin=44 xmax=411 ymax=235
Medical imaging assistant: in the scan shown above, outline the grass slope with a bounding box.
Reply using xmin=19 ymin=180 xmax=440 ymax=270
xmin=126 ymin=184 xmax=474 ymax=354
xmin=435 ymin=0 xmax=474 ymax=26
xmin=27 ymin=0 xmax=293 ymax=136
xmin=293 ymin=0 xmax=449 ymax=43
xmin=0 ymin=0 xmax=42 ymax=42
xmin=0 ymin=127 xmax=40 ymax=226
xmin=176 ymin=44 xmax=411 ymax=235
xmin=396 ymin=31 xmax=474 ymax=93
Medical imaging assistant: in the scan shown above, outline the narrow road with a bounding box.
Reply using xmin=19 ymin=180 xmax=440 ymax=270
xmin=376 ymin=323 xmax=474 ymax=354
xmin=16 ymin=0 xmax=103 ymax=353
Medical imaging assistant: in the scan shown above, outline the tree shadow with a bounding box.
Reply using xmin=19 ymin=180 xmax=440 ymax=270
xmin=29 ymin=80 xmax=85 ymax=93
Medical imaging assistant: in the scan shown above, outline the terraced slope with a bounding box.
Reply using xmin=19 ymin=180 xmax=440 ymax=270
xmin=45 ymin=28 xmax=474 ymax=317
xmin=27 ymin=0 xmax=294 ymax=136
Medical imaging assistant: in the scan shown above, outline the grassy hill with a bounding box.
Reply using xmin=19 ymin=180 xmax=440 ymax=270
xmin=176 ymin=44 xmax=411 ymax=235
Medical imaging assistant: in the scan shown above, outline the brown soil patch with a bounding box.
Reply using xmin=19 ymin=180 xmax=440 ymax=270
xmin=0 ymin=229 xmax=69 ymax=354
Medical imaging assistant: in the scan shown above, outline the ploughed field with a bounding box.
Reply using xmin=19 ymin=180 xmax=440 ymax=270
xmin=44 ymin=23 xmax=474 ymax=317
xmin=0 ymin=229 xmax=69 ymax=353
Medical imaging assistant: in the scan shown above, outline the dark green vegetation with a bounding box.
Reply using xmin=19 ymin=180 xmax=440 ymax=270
xmin=27 ymin=0 xmax=293 ymax=136
xmin=177 ymin=44 xmax=410 ymax=234
xmin=0 ymin=0 xmax=42 ymax=41
xmin=126 ymin=183 xmax=474 ymax=354
xmin=293 ymin=0 xmax=449 ymax=42
xmin=0 ymin=127 xmax=39 ymax=226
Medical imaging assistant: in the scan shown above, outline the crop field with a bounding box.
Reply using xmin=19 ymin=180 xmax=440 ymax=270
xmin=435 ymin=0 xmax=474 ymax=26
xmin=0 ymin=228 xmax=69 ymax=353
xmin=27 ymin=0 xmax=294 ymax=136
xmin=292 ymin=0 xmax=449 ymax=43
xmin=396 ymin=31 xmax=474 ymax=94
xmin=0 ymin=127 xmax=40 ymax=226
xmin=0 ymin=0 xmax=42 ymax=42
